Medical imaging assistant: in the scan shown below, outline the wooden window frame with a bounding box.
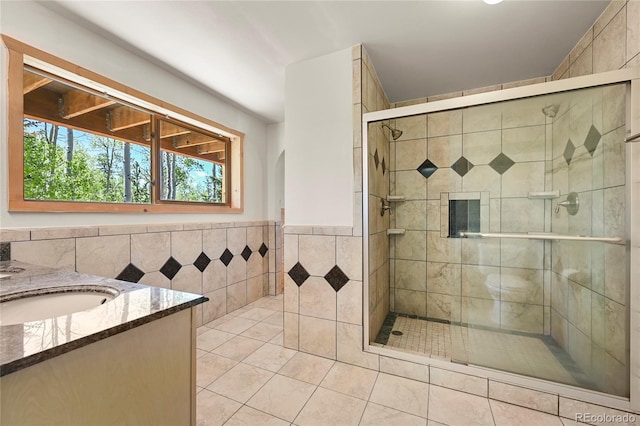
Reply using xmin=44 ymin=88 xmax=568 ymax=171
xmin=3 ymin=35 xmax=244 ymax=214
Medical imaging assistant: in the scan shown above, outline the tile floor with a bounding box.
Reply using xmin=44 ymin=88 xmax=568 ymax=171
xmin=196 ymin=295 xmax=578 ymax=426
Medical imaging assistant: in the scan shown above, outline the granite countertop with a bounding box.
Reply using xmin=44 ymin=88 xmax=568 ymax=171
xmin=0 ymin=261 xmax=207 ymax=376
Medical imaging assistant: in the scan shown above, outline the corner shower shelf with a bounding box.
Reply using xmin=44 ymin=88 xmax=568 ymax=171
xmin=459 ymin=232 xmax=622 ymax=243
xmin=387 ymin=229 xmax=406 ymax=235
xmin=386 ymin=195 xmax=405 ymax=202
xmin=527 ymin=190 xmax=560 ymax=199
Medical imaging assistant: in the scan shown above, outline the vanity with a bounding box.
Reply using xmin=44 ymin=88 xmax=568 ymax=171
xmin=0 ymin=261 xmax=206 ymax=425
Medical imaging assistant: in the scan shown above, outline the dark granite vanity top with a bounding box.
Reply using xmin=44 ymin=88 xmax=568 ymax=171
xmin=0 ymin=261 xmax=207 ymax=376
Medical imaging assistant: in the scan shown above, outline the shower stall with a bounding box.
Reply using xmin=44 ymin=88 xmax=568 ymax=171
xmin=363 ymin=68 xmax=640 ymax=408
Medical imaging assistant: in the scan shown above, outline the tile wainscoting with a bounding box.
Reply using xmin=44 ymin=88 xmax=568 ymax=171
xmin=282 ymin=225 xmax=373 ymax=367
xmin=0 ymin=221 xmax=282 ymax=326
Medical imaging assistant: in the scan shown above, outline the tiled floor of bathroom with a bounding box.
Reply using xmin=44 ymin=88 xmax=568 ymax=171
xmin=196 ymin=295 xmax=579 ymax=426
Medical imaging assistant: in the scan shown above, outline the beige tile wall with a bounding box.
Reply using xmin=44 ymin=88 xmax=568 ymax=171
xmin=547 ymin=0 xmax=637 ymax=398
xmin=361 ymin=46 xmax=392 ymax=342
xmin=283 ymin=226 xmax=371 ymax=366
xmin=549 ymin=83 xmax=629 ymax=397
xmin=2 ymin=221 xmax=277 ymax=326
xmin=552 ymin=0 xmax=640 ymax=395
xmin=389 ymin=102 xmax=550 ymax=335
xmin=552 ymin=0 xmax=640 ymax=80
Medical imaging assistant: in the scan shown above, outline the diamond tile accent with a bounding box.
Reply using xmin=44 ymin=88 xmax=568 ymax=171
xmin=489 ymin=153 xmax=515 ymax=175
xmin=451 ymin=156 xmax=474 ymax=177
xmin=241 ymin=245 xmax=253 ymax=261
xmin=194 ymin=252 xmax=211 ymax=272
xmin=324 ymin=265 xmax=349 ymax=292
xmin=159 ymin=257 xmax=182 ymax=280
xmin=563 ymin=139 xmax=575 ymax=165
xmin=584 ymin=125 xmax=601 ymax=156
xmin=220 ymin=248 xmax=234 ymax=267
xmin=417 ymin=159 xmax=438 ymax=179
xmin=258 ymin=243 xmax=268 ymax=257
xmin=381 ymin=157 xmax=386 ymax=175
xmin=116 ymin=263 xmax=145 ymax=283
xmin=374 ymin=149 xmax=380 ymax=169
xmin=288 ymin=262 xmax=310 ymax=287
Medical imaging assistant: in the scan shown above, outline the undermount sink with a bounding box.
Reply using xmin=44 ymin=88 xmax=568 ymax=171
xmin=0 ymin=286 xmax=120 ymax=326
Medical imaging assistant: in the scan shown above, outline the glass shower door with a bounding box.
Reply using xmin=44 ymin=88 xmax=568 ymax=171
xmin=458 ymin=83 xmax=629 ymax=397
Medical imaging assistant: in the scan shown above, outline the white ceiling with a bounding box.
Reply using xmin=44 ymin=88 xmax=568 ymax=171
xmin=45 ymin=1 xmax=610 ymax=123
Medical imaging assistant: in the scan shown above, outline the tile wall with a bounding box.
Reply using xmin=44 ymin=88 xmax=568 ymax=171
xmin=549 ymin=83 xmax=629 ymax=397
xmin=368 ymin=123 xmax=391 ymax=341
xmin=283 ymin=226 xmax=368 ymax=365
xmin=361 ymin=45 xmax=392 ymax=345
xmin=551 ymin=0 xmax=640 ymax=80
xmin=0 ymin=221 xmax=278 ymax=326
xmin=389 ymin=98 xmax=553 ymax=336
xmin=548 ymin=0 xmax=637 ymax=398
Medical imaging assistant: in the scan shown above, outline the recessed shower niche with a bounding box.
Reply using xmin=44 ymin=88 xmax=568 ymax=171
xmin=364 ymin=72 xmax=637 ymax=404
xmin=448 ymin=199 xmax=480 ymax=238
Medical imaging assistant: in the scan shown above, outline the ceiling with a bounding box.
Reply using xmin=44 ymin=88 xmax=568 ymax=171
xmin=44 ymin=1 xmax=610 ymax=123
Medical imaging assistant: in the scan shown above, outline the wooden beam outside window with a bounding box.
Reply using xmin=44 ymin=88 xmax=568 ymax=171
xmin=173 ymin=132 xmax=228 ymax=148
xmin=155 ymin=122 xmax=190 ymax=139
xmin=61 ymin=90 xmax=115 ymax=119
xmin=197 ymin=141 xmax=226 ymax=154
xmin=108 ymin=107 xmax=150 ymax=131
xmin=23 ymin=73 xmax=51 ymax=94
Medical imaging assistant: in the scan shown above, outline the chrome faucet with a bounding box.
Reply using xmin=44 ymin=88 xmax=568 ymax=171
xmin=555 ymin=192 xmax=579 ymax=215
xmin=381 ymin=199 xmax=391 ymax=216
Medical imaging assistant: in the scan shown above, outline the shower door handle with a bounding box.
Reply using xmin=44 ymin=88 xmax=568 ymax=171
xmin=459 ymin=232 xmax=622 ymax=243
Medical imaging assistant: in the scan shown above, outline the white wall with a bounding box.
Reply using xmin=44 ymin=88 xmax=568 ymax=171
xmin=267 ymin=122 xmax=285 ymax=221
xmin=284 ymin=47 xmax=353 ymax=227
xmin=0 ymin=1 xmax=269 ymax=228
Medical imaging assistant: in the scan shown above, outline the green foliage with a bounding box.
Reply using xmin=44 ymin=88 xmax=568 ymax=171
xmin=23 ymin=119 xmax=222 ymax=204
xmin=23 ymin=120 xmax=151 ymax=203
xmin=24 ymin=121 xmax=103 ymax=201
xmin=161 ymin=152 xmax=224 ymax=202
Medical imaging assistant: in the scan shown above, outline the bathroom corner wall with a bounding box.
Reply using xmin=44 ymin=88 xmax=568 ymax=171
xmin=281 ymin=45 xmax=386 ymax=370
xmin=1 ymin=221 xmax=275 ymax=326
xmin=389 ymin=101 xmax=553 ymax=336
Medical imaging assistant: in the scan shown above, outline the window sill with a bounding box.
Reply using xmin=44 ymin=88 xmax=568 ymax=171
xmin=9 ymin=200 xmax=243 ymax=214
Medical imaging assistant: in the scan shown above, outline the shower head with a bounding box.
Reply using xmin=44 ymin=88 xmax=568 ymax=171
xmin=542 ymin=104 xmax=560 ymax=118
xmin=381 ymin=123 xmax=403 ymax=140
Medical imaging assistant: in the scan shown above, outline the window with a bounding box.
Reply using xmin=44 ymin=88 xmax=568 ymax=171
xmin=5 ymin=36 xmax=244 ymax=213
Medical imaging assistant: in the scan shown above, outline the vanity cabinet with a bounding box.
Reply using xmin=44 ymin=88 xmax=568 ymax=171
xmin=1 ymin=308 xmax=197 ymax=425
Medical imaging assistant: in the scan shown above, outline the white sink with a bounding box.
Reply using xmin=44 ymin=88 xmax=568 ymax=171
xmin=0 ymin=286 xmax=119 ymax=326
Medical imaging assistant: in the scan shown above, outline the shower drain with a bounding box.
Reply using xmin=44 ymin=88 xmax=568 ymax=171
xmin=391 ymin=330 xmax=403 ymax=336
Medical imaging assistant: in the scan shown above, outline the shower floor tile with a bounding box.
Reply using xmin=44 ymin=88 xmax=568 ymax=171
xmin=376 ymin=313 xmax=584 ymax=388
xmin=385 ymin=316 xmax=452 ymax=359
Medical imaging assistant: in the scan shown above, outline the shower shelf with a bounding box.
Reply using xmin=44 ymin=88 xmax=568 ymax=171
xmin=527 ymin=190 xmax=560 ymax=199
xmin=459 ymin=232 xmax=622 ymax=243
xmin=386 ymin=195 xmax=405 ymax=202
xmin=387 ymin=229 xmax=406 ymax=235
